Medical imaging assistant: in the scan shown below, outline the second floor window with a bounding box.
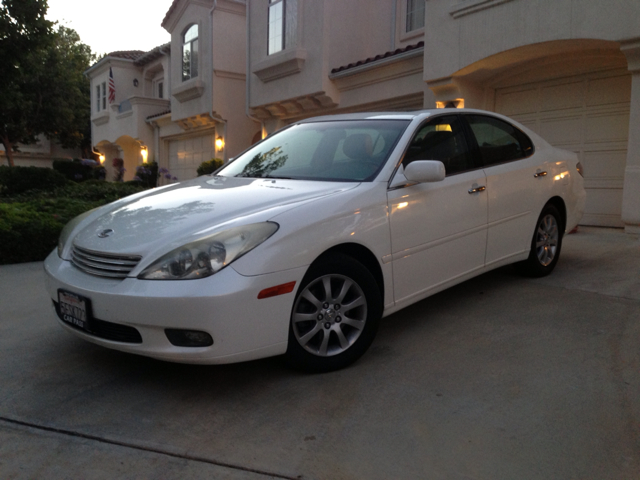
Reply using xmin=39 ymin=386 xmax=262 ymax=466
xmin=406 ymin=0 xmax=425 ymax=33
xmin=96 ymin=82 xmax=106 ymax=112
xmin=268 ymin=0 xmax=284 ymax=55
xmin=182 ymin=24 xmax=198 ymax=81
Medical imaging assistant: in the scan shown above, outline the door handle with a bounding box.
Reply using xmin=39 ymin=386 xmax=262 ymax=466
xmin=468 ymin=185 xmax=486 ymax=194
xmin=534 ymin=170 xmax=547 ymax=178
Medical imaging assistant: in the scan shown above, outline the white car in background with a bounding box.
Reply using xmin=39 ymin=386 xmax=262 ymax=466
xmin=45 ymin=109 xmax=586 ymax=372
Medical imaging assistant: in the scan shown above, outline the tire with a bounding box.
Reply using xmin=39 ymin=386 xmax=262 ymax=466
xmin=516 ymin=203 xmax=563 ymax=277
xmin=286 ymin=253 xmax=382 ymax=373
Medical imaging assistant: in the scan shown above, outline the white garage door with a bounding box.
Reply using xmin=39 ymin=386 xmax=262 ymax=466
xmin=495 ymin=69 xmax=631 ymax=227
xmin=168 ymin=132 xmax=216 ymax=182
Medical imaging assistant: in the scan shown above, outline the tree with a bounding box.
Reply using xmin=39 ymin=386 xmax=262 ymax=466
xmin=0 ymin=0 xmax=94 ymax=166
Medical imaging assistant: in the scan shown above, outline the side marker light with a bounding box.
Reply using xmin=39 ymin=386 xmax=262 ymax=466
xmin=258 ymin=281 xmax=296 ymax=299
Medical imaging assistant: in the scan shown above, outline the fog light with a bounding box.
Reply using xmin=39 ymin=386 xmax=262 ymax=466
xmin=165 ymin=329 xmax=213 ymax=347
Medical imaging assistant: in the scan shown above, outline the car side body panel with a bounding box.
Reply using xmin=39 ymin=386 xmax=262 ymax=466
xmin=44 ymin=109 xmax=587 ymax=366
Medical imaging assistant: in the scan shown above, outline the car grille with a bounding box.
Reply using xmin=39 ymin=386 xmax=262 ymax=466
xmin=71 ymin=246 xmax=141 ymax=279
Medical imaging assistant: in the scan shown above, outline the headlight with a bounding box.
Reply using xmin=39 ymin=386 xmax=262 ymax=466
xmin=138 ymin=222 xmax=279 ymax=280
xmin=57 ymin=208 xmax=99 ymax=258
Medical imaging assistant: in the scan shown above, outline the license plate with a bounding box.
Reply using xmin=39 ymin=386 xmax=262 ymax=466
xmin=58 ymin=290 xmax=92 ymax=331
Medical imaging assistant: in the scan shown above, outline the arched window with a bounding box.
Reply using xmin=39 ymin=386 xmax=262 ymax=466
xmin=182 ymin=24 xmax=198 ymax=81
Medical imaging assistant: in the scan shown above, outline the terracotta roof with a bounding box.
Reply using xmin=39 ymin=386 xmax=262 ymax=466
xmin=134 ymin=43 xmax=171 ymax=67
xmin=330 ymin=41 xmax=424 ymax=74
xmin=106 ymin=50 xmax=146 ymax=61
xmin=147 ymin=110 xmax=171 ymax=121
xmin=162 ymin=0 xmax=181 ymax=28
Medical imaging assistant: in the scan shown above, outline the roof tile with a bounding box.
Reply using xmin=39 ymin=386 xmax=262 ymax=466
xmin=331 ymin=41 xmax=424 ymax=74
xmin=106 ymin=50 xmax=146 ymax=61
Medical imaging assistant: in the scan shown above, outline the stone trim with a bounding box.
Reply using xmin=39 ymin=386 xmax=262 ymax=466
xmin=172 ymin=78 xmax=205 ymax=103
xmin=250 ymin=92 xmax=337 ymax=120
xmin=214 ymin=70 xmax=247 ymax=81
xmin=176 ymin=113 xmax=219 ymax=130
xmin=449 ymin=0 xmax=515 ymax=19
xmin=252 ymin=48 xmax=307 ymax=83
xmin=91 ymin=110 xmax=110 ymax=126
xmin=116 ymin=110 xmax=134 ymax=120
xmin=621 ymin=38 xmax=640 ymax=73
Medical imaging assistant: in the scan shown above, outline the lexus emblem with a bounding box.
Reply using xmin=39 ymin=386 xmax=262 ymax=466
xmin=97 ymin=229 xmax=114 ymax=238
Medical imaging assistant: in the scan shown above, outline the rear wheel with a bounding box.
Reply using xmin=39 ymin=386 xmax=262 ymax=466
xmin=286 ymin=253 xmax=381 ymax=372
xmin=517 ymin=204 xmax=563 ymax=277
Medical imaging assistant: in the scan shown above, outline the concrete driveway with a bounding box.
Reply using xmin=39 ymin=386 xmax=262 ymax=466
xmin=1 ymin=227 xmax=639 ymax=479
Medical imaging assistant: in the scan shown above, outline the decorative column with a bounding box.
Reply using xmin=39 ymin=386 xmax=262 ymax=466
xmin=621 ymin=38 xmax=640 ymax=234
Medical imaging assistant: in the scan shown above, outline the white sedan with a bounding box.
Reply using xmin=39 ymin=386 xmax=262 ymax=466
xmin=45 ymin=109 xmax=586 ymax=372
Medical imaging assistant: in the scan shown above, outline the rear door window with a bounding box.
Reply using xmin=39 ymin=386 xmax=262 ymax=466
xmin=465 ymin=115 xmax=534 ymax=166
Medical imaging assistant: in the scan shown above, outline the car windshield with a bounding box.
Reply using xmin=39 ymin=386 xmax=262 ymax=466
xmin=218 ymin=120 xmax=410 ymax=182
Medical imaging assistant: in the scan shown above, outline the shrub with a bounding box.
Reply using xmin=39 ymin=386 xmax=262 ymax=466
xmin=197 ymin=158 xmax=224 ymax=176
xmin=0 ymin=181 xmax=148 ymax=264
xmin=0 ymin=203 xmax=65 ymax=264
xmin=52 ymin=158 xmax=106 ymax=183
xmin=57 ymin=180 xmax=146 ymax=202
xmin=0 ymin=165 xmax=69 ymax=196
xmin=132 ymin=161 xmax=159 ymax=188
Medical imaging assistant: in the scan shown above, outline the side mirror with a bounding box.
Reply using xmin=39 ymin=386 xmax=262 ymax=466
xmin=404 ymin=160 xmax=446 ymax=183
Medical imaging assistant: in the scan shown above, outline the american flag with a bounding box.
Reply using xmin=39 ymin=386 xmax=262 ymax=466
xmin=108 ymin=67 xmax=116 ymax=103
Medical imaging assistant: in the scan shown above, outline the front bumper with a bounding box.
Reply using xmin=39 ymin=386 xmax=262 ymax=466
xmin=44 ymin=251 xmax=307 ymax=364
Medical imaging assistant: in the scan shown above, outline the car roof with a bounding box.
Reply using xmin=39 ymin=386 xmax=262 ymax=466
xmin=295 ymin=109 xmax=549 ymax=149
xmin=298 ymin=111 xmax=434 ymax=123
xmin=298 ymin=108 xmax=518 ymax=124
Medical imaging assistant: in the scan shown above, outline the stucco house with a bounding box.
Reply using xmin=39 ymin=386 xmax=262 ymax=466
xmin=247 ymin=0 xmax=640 ymax=233
xmin=86 ymin=0 xmax=259 ymax=182
xmin=0 ymin=137 xmax=80 ymax=168
xmin=85 ymin=0 xmax=639 ymax=233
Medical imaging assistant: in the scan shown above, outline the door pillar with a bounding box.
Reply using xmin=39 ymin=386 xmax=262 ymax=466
xmin=621 ymin=38 xmax=640 ymax=234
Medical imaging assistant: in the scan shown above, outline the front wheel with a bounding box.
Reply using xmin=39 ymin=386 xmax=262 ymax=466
xmin=286 ymin=253 xmax=382 ymax=372
xmin=516 ymin=204 xmax=563 ymax=277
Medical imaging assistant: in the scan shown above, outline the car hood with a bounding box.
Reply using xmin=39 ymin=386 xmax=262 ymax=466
xmin=72 ymin=176 xmax=359 ymax=256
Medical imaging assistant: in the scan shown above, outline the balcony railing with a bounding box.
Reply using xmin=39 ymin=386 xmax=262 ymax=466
xmin=118 ymin=99 xmax=132 ymax=113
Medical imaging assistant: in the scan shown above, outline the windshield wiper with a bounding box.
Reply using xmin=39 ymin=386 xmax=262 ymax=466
xmin=265 ymin=175 xmax=293 ymax=179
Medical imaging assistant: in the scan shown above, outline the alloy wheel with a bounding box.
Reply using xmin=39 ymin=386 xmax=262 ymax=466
xmin=535 ymin=214 xmax=559 ymax=266
xmin=291 ymin=274 xmax=367 ymax=357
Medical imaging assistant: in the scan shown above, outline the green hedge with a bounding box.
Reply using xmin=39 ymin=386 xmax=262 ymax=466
xmin=132 ymin=161 xmax=159 ymax=188
xmin=39 ymin=180 xmax=146 ymax=202
xmin=0 ymin=165 xmax=69 ymax=196
xmin=0 ymin=179 xmax=147 ymax=264
xmin=0 ymin=199 xmax=107 ymax=264
xmin=52 ymin=159 xmax=106 ymax=182
xmin=197 ymin=158 xmax=224 ymax=176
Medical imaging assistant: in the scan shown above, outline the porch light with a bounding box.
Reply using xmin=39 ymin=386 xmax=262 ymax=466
xmin=215 ymin=136 xmax=225 ymax=151
xmin=436 ymin=99 xmax=465 ymax=109
xmin=98 ymin=154 xmax=105 ymax=164
xmin=140 ymin=146 xmax=148 ymax=162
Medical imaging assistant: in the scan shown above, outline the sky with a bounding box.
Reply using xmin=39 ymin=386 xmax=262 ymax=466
xmin=46 ymin=0 xmax=175 ymax=56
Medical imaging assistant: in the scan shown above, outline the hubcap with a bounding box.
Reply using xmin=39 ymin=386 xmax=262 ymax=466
xmin=292 ymin=274 xmax=367 ymax=357
xmin=535 ymin=214 xmax=559 ymax=266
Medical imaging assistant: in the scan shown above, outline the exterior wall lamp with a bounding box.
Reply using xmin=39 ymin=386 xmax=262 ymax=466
xmin=215 ymin=136 xmax=225 ymax=151
xmin=140 ymin=146 xmax=148 ymax=163
xmin=436 ymin=99 xmax=465 ymax=109
xmin=92 ymin=147 xmax=105 ymax=164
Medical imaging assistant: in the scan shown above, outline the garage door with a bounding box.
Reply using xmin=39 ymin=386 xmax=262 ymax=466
xmin=168 ymin=132 xmax=216 ymax=182
xmin=494 ymin=69 xmax=631 ymax=227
